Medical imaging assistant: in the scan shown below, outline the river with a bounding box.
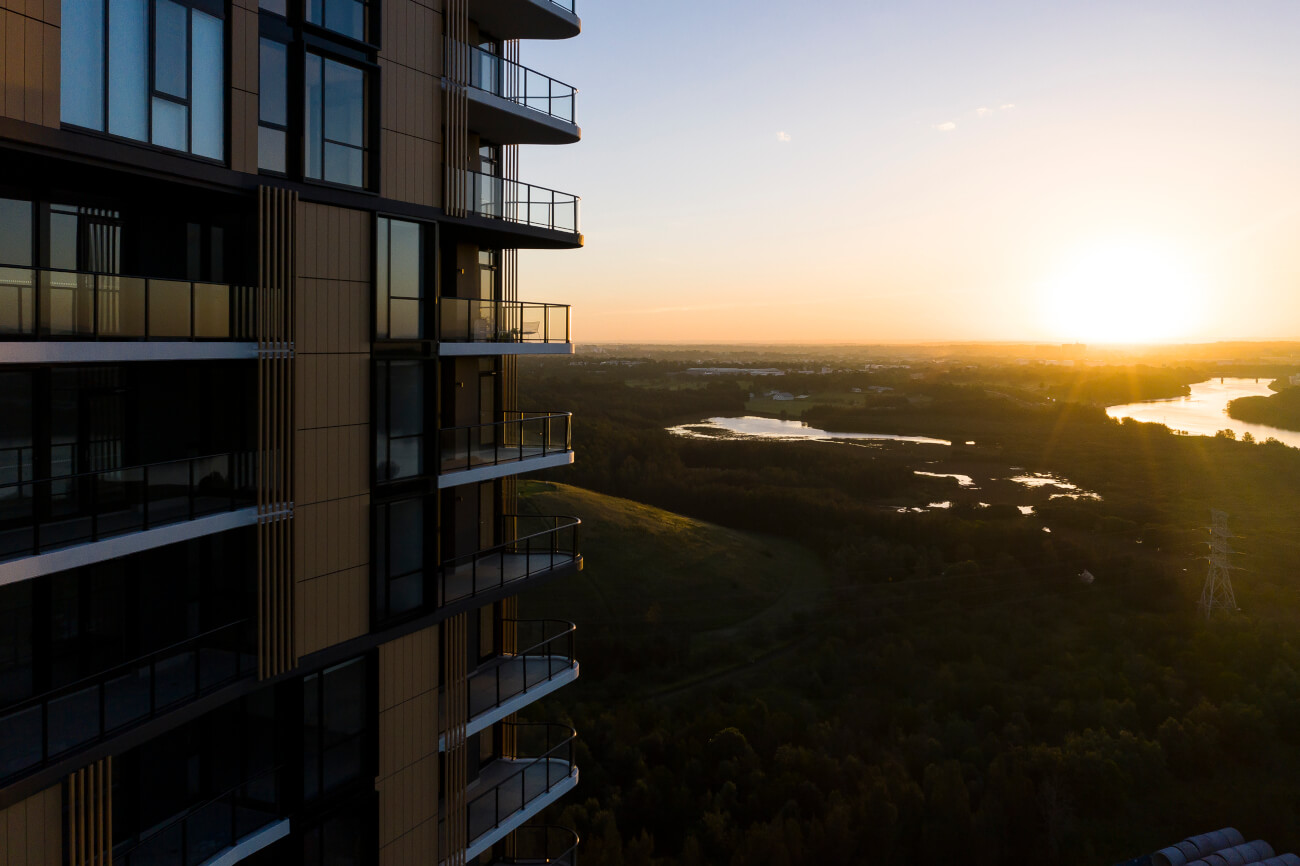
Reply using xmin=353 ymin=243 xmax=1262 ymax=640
xmin=1106 ymin=378 xmax=1300 ymax=448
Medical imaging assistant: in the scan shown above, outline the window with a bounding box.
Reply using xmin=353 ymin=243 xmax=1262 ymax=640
xmin=258 ymin=38 xmax=290 ymax=173
xmin=375 ymin=218 xmax=423 ymax=339
xmin=303 ymin=657 xmax=369 ymax=800
xmin=307 ymin=0 xmax=366 ymax=42
xmin=373 ymin=498 xmax=424 ymax=622
xmin=61 ymin=0 xmax=225 ymax=159
xmin=305 ymin=53 xmax=367 ymax=188
xmin=374 ymin=360 xmax=424 ymax=481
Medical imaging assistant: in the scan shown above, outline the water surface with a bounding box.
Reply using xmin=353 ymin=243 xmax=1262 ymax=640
xmin=667 ymin=416 xmax=951 ymax=446
xmin=1107 ymin=378 xmax=1299 ymax=448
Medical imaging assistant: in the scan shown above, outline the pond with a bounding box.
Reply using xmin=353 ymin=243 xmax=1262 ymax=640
xmin=666 ymin=416 xmax=951 ymax=446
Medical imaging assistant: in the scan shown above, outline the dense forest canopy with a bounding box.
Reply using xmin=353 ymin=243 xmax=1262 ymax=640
xmin=517 ymin=354 xmax=1300 ymax=866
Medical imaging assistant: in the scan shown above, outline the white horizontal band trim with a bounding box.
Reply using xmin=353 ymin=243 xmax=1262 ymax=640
xmin=0 ymin=342 xmax=260 ymax=364
xmin=0 ymin=507 xmax=260 ymax=587
xmin=438 ymin=341 xmax=573 ymax=356
xmin=200 ymin=818 xmax=291 ymax=866
xmin=462 ymin=768 xmax=579 ymax=863
xmin=437 ymin=452 xmax=574 ymax=488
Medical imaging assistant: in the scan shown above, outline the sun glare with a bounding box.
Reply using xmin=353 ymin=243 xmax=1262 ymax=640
xmin=1040 ymin=240 xmax=1209 ymax=343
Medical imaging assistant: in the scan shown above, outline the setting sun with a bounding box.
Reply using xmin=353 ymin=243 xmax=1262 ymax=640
xmin=1039 ymin=239 xmax=1210 ymax=343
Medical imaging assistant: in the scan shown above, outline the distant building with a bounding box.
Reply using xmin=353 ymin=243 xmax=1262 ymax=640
xmin=686 ymin=367 xmax=784 ymax=376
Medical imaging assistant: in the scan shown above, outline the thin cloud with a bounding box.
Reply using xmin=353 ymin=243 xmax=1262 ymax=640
xmin=933 ymin=121 xmax=957 ymax=132
xmin=975 ymin=107 xmax=993 ymax=117
xmin=1000 ymin=103 xmax=1016 ymax=110
xmin=776 ymin=131 xmax=791 ymax=142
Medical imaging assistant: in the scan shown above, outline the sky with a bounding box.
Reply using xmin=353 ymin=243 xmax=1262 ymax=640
xmin=516 ymin=1 xmax=1300 ymax=345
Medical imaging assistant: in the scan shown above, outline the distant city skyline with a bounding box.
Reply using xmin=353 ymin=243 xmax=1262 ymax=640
xmin=519 ymin=0 xmax=1300 ymax=344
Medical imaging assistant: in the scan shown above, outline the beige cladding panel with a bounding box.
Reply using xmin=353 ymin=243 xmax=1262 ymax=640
xmin=292 ymin=201 xmax=372 ymax=660
xmin=0 ymin=784 xmax=62 ymax=866
xmin=294 ymin=278 xmax=370 ymax=354
xmin=297 ymin=203 xmax=371 ymax=282
xmin=377 ymin=627 xmax=440 ymax=865
xmin=0 ymin=10 xmax=58 ymax=128
xmin=295 ymin=425 xmax=368 ymax=507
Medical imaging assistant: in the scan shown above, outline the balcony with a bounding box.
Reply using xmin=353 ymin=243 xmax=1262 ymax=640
xmin=489 ymin=826 xmax=579 ymax=866
xmin=0 ymin=621 xmax=255 ymax=783
xmin=439 ymin=515 xmax=581 ymax=609
xmin=437 ymin=298 xmax=572 ymax=355
xmin=115 ymin=765 xmax=287 ymax=866
xmin=460 ymin=41 xmax=580 ymax=145
xmin=441 ymin=724 xmax=579 ymax=864
xmin=439 ymin=413 xmax=573 ymax=487
xmin=454 ymin=171 xmax=580 ymax=238
xmin=0 ymin=266 xmax=258 ymax=362
xmin=469 ymin=0 xmax=579 ymax=41
xmin=0 ymin=452 xmax=258 ymax=574
xmin=440 ymin=619 xmax=578 ymax=747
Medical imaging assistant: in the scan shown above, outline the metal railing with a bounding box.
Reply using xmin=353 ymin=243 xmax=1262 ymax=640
xmin=490 ymin=826 xmax=579 ymax=866
xmin=0 ymin=621 xmax=255 ymax=782
xmin=114 ymin=764 xmax=283 ymax=866
xmin=438 ymin=724 xmax=576 ymax=856
xmin=440 ymin=412 xmax=572 ymax=475
xmin=467 ymin=620 xmax=577 ymax=720
xmin=438 ymin=514 xmax=580 ymax=608
xmin=437 ymin=298 xmax=571 ymax=346
xmin=546 ymin=0 xmax=576 ymax=12
xmin=0 ymin=452 xmax=257 ymax=562
xmin=457 ymin=171 xmax=580 ymax=234
xmin=0 ymin=266 xmax=256 ymax=340
xmin=463 ymin=40 xmax=577 ymax=124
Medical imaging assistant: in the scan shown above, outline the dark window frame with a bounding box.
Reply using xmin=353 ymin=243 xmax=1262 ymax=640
xmin=61 ymin=0 xmax=228 ymax=163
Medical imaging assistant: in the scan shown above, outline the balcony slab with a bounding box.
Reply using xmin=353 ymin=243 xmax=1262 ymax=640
xmin=438 ymin=341 xmax=573 ymax=356
xmin=438 ymin=450 xmax=574 ymax=488
xmin=470 ymin=0 xmax=580 ymax=40
xmin=467 ymin=89 xmax=580 ymax=146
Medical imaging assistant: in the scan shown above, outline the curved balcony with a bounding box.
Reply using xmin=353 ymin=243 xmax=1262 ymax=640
xmin=490 ymin=826 xmax=579 ymax=866
xmin=0 ymin=620 xmax=254 ymax=783
xmin=439 ymin=412 xmax=573 ymax=487
xmin=437 ymin=298 xmax=572 ymax=355
xmin=460 ymin=41 xmax=580 ymax=145
xmin=469 ymin=0 xmax=579 ymax=41
xmin=441 ymin=724 xmax=579 ymax=864
xmin=0 ymin=453 xmax=258 ymax=574
xmin=114 ymin=764 xmax=287 ymax=866
xmin=440 ymin=619 xmax=578 ymax=748
xmin=439 ymin=515 xmax=581 ymax=609
xmin=453 ymin=171 xmax=580 ymax=238
xmin=0 ymin=266 xmax=258 ymax=362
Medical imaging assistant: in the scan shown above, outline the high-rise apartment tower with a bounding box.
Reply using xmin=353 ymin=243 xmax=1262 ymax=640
xmin=0 ymin=0 xmax=585 ymax=862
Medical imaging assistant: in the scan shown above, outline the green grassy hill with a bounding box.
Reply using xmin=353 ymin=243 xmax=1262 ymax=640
xmin=516 ymin=481 xmax=827 ymax=693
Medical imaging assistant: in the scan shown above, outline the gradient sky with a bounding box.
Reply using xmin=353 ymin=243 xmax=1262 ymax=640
xmin=516 ymin=1 xmax=1300 ymax=344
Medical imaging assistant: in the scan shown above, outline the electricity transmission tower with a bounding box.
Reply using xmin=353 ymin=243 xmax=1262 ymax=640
xmin=1199 ymin=509 xmax=1239 ymax=619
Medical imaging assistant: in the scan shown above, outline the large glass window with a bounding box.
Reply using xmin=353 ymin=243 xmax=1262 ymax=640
xmin=306 ymin=0 xmax=366 ymax=42
xmin=375 ymin=218 xmax=423 ymax=340
xmin=373 ymin=498 xmax=424 ymax=622
xmin=303 ymin=657 xmax=369 ymax=800
xmin=258 ymin=38 xmax=290 ymax=173
xmin=61 ymin=0 xmax=225 ymax=160
xmin=375 ymin=360 xmax=424 ymax=482
xmin=305 ymin=53 xmax=367 ymax=188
